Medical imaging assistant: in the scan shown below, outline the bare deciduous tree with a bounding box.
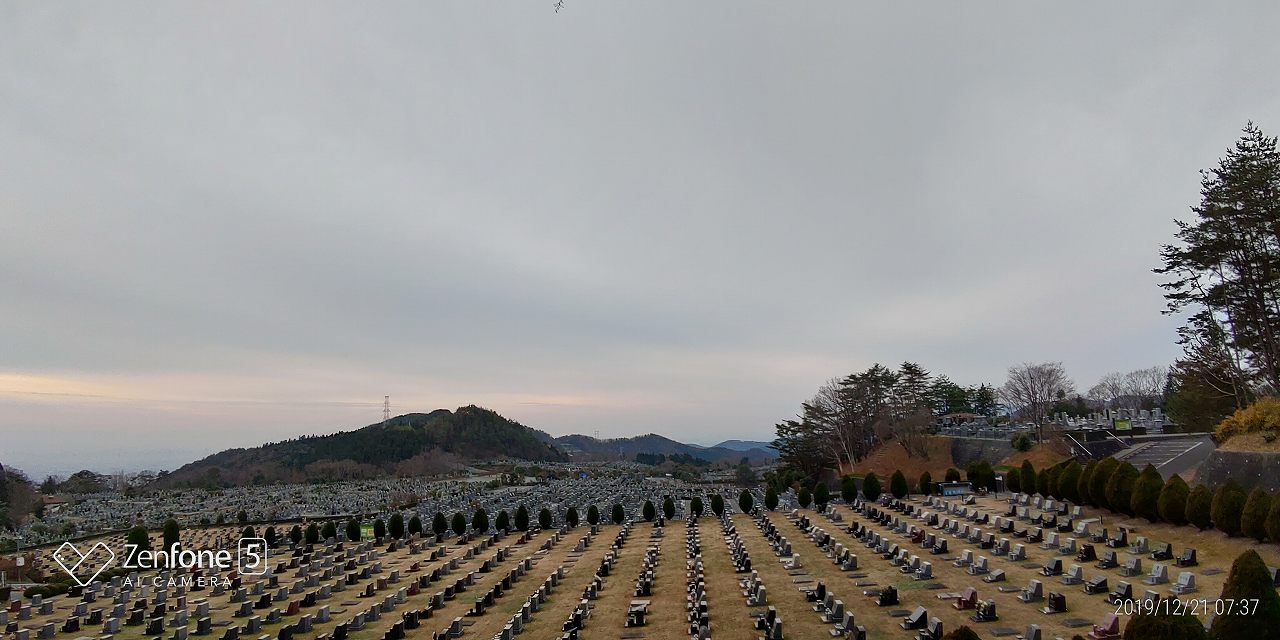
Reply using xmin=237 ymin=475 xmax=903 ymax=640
xmin=1000 ymin=362 xmax=1074 ymax=441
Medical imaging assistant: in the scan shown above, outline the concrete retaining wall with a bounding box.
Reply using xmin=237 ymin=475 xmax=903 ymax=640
xmin=1195 ymin=450 xmax=1280 ymax=492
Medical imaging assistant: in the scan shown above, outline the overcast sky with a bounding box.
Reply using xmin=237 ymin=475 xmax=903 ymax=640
xmin=3 ymin=2 xmax=1279 ymax=479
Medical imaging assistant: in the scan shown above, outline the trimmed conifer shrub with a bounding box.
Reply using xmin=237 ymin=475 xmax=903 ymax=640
xmin=1241 ymin=488 xmax=1271 ymax=542
xmin=862 ymin=473 xmax=881 ymax=501
xmin=890 ymin=470 xmax=909 ymax=499
xmin=1157 ymin=475 xmax=1189 ymax=526
xmin=1186 ymin=485 xmax=1214 ymax=531
xmin=1105 ymin=462 xmax=1139 ymax=516
xmin=1211 ymin=481 xmax=1247 ymax=537
xmin=1209 ymin=549 xmax=1280 ymax=638
xmin=1130 ymin=464 xmax=1164 ymax=522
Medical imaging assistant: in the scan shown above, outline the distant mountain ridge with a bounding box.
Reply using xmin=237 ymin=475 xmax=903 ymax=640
xmin=709 ymin=439 xmax=776 ymax=453
xmin=553 ymin=433 xmax=776 ymax=462
xmin=151 ymin=406 xmax=565 ymax=488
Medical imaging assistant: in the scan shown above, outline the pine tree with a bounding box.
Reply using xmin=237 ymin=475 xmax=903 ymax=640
xmin=1077 ymin=459 xmax=1098 ymax=506
xmin=289 ymin=525 xmax=302 ymax=544
xmin=373 ymin=519 xmax=386 ymax=539
xmin=711 ymin=494 xmax=725 ymax=516
xmin=1130 ymin=464 xmax=1164 ymax=522
xmin=1021 ymin=461 xmax=1037 ymax=495
xmin=1241 ymin=488 xmax=1271 ymax=542
xmin=264 ymin=526 xmax=277 ymax=547
xmin=408 ymin=515 xmax=423 ymax=536
xmin=1209 ymin=550 xmax=1280 ymax=639
xmin=1036 ymin=465 xmax=1054 ymax=497
xmin=241 ymin=525 xmax=256 ymax=541
xmin=642 ymin=500 xmax=656 ymax=522
xmin=1005 ymin=468 xmax=1020 ymax=493
xmin=388 ymin=513 xmax=405 ymax=539
xmin=611 ymin=503 xmax=625 ymax=524
xmin=587 ymin=505 xmax=600 ymax=526
xmin=662 ymin=497 xmax=675 ymax=520
xmin=1105 ymin=462 xmax=1140 ymax=516
xmin=1057 ymin=461 xmax=1081 ymax=504
xmin=127 ymin=525 xmax=151 ymax=552
xmin=797 ymin=488 xmax=812 ymax=508
xmin=1212 ymin=481 xmax=1248 ymax=537
xmin=1187 ymin=485 xmax=1214 ymax=530
xmin=451 ymin=512 xmax=466 ymax=536
xmin=305 ymin=522 xmax=320 ymax=544
xmin=764 ymin=487 xmax=779 ymax=511
xmin=739 ymin=490 xmax=753 ymax=513
xmin=565 ymin=507 xmax=578 ymax=528
xmin=891 ymin=470 xmax=909 ymax=499
xmin=1090 ymin=458 xmax=1120 ymax=509
xmin=690 ymin=497 xmax=704 ymax=517
xmin=319 ymin=521 xmax=335 ymax=541
xmin=1158 ymin=476 xmax=1190 ymax=526
xmin=841 ymin=476 xmax=858 ymax=503
xmin=918 ymin=471 xmax=933 ymax=496
xmin=813 ymin=483 xmax=830 ymax=509
xmin=1266 ymin=491 xmax=1280 ymax=544
xmin=538 ymin=508 xmax=553 ymax=530
xmin=162 ymin=519 xmax=180 ymax=550
xmin=346 ymin=518 xmax=361 ymax=542
xmin=514 ymin=505 xmax=529 ymax=532
xmin=432 ymin=511 xmax=448 ymax=536
xmin=862 ymin=473 xmax=882 ymax=501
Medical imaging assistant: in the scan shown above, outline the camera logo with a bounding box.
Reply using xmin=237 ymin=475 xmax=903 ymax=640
xmin=52 ymin=541 xmax=116 ymax=587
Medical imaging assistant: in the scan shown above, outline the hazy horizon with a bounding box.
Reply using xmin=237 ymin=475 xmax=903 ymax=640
xmin=5 ymin=2 xmax=1280 ymax=481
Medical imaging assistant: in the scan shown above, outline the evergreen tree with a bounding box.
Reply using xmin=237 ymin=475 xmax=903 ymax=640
xmin=1158 ymin=476 xmax=1190 ymax=526
xmin=237 ymin=510 xmax=248 ymax=524
xmin=242 ymin=525 xmax=256 ymax=540
xmin=663 ymin=497 xmax=675 ymax=520
xmin=305 ymin=522 xmax=320 ymax=544
xmin=918 ymin=471 xmax=933 ymax=496
xmin=1130 ymin=464 xmax=1164 ymax=522
xmin=943 ymin=627 xmax=983 ymax=640
xmin=1122 ymin=602 xmax=1208 ymax=640
xmin=1006 ymin=467 xmax=1021 ymax=493
xmin=494 ymin=511 xmax=509 ymax=532
xmin=611 ymin=503 xmax=625 ymax=524
xmin=711 ymin=494 xmax=725 ymax=516
xmin=127 ymin=525 xmax=151 ymax=552
xmin=862 ymin=473 xmax=882 ymax=501
xmin=797 ymin=488 xmax=811 ymax=508
xmin=388 ymin=513 xmax=405 ymax=539
xmin=841 ymin=476 xmax=858 ymax=503
xmin=764 ymin=487 xmax=779 ymax=511
xmin=1267 ymin=491 xmax=1280 ymax=545
xmin=162 ymin=519 xmax=180 ymax=550
xmin=432 ymin=511 xmax=448 ymax=536
xmin=1090 ymin=458 xmax=1120 ymax=509
xmin=587 ymin=505 xmax=600 ymax=526
xmin=408 ymin=515 xmax=423 ymax=536
xmin=1187 ymin=484 xmax=1214 ymax=530
xmin=1057 ymin=461 xmax=1081 ymax=504
xmin=1212 ymin=481 xmax=1248 ymax=537
xmin=1037 ymin=464 xmax=1054 ymax=497
xmin=1241 ymin=488 xmax=1271 ymax=542
xmin=1078 ymin=459 xmax=1098 ymax=506
xmin=642 ymin=500 xmax=656 ymax=522
xmin=739 ymin=489 xmax=753 ymax=513
xmin=891 ymin=470 xmax=909 ymax=499
xmin=1209 ymin=549 xmax=1280 ymax=639
xmin=538 ymin=508 xmax=553 ymax=530
xmin=320 ymin=521 xmax=336 ymax=540
xmin=1105 ymin=462 xmax=1140 ymax=516
xmin=1021 ymin=461 xmax=1037 ymax=495
xmin=451 ymin=512 xmax=466 ymax=536
xmin=514 ymin=505 xmax=529 ymax=532
xmin=289 ymin=524 xmax=302 ymax=545
xmin=264 ymin=526 xmax=277 ymax=547
xmin=945 ymin=468 xmax=961 ymax=483
xmin=346 ymin=518 xmax=361 ymax=542
xmin=813 ymin=483 xmax=830 ymax=509
xmin=373 ymin=518 xmax=386 ymax=539
xmin=565 ymin=507 xmax=578 ymax=528
xmin=690 ymin=496 xmax=704 ymax=517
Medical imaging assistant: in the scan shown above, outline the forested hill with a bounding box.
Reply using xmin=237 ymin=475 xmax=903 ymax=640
xmin=150 ymin=406 xmax=566 ymax=488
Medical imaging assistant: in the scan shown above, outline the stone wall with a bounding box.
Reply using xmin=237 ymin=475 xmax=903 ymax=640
xmin=1195 ymin=450 xmax=1280 ymax=492
xmin=950 ymin=437 xmax=1015 ymax=469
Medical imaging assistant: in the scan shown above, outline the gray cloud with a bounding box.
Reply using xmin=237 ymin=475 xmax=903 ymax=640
xmin=3 ymin=2 xmax=1278 ymax=478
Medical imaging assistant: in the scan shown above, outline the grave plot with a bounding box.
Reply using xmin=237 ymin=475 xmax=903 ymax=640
xmin=697 ymin=517 xmax=757 ymax=640
xmin=730 ymin=511 xmax=847 ymax=639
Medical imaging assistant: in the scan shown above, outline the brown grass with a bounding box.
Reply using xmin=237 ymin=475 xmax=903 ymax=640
xmin=998 ymin=444 xmax=1070 ymax=470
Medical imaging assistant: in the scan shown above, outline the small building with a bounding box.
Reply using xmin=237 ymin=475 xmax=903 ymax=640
xmin=936 ymin=481 xmax=972 ymax=497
